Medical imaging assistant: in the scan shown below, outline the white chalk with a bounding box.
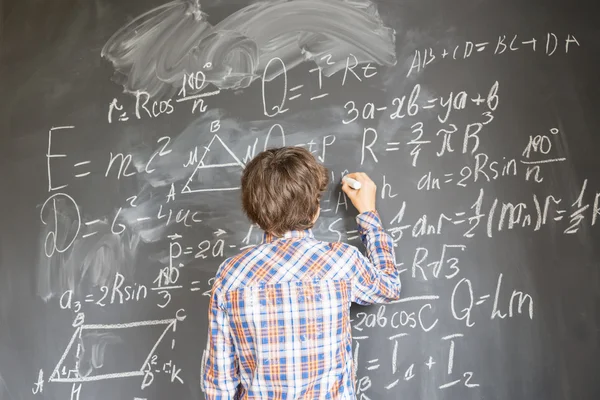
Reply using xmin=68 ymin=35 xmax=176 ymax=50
xmin=343 ymin=176 xmax=362 ymax=190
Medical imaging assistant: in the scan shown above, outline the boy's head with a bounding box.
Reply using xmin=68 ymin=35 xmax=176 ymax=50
xmin=241 ymin=146 xmax=329 ymax=236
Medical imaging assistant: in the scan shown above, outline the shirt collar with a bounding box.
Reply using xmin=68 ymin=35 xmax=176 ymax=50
xmin=262 ymin=229 xmax=314 ymax=244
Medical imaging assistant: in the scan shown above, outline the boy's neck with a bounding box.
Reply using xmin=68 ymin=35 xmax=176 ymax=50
xmin=262 ymin=229 xmax=314 ymax=243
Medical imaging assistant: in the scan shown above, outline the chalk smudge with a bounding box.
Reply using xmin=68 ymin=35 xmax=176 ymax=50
xmin=0 ymin=373 xmax=13 ymax=400
xmin=77 ymin=332 xmax=122 ymax=377
xmin=102 ymin=0 xmax=396 ymax=96
xmin=37 ymin=202 xmax=140 ymax=301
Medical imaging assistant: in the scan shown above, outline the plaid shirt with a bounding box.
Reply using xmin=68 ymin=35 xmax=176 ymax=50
xmin=202 ymin=211 xmax=401 ymax=399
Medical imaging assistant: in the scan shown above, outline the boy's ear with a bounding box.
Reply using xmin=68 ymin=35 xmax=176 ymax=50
xmin=312 ymin=207 xmax=321 ymax=223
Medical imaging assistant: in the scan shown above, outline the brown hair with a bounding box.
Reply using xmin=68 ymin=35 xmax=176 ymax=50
xmin=241 ymin=146 xmax=329 ymax=236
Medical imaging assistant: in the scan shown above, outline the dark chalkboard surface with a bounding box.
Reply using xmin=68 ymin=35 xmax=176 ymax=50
xmin=1 ymin=0 xmax=599 ymax=399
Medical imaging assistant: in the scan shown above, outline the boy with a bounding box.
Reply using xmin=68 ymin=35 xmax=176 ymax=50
xmin=202 ymin=147 xmax=402 ymax=399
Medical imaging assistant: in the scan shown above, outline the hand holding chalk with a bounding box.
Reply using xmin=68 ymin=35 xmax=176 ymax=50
xmin=341 ymin=173 xmax=377 ymax=214
xmin=342 ymin=176 xmax=362 ymax=190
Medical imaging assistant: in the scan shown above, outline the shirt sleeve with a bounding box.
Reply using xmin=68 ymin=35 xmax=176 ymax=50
xmin=351 ymin=210 xmax=402 ymax=305
xmin=202 ymin=286 xmax=241 ymax=399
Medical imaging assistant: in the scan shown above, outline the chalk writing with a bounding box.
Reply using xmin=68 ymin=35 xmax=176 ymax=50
xmin=31 ymin=16 xmax=591 ymax=400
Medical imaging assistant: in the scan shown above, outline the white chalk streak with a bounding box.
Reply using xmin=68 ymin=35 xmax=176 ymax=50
xmin=352 ymin=341 xmax=359 ymax=382
xmin=197 ymin=162 xmax=241 ymax=169
xmin=385 ymin=379 xmax=399 ymax=389
xmin=389 ymin=333 xmax=408 ymax=340
xmin=84 ymin=318 xmax=176 ymax=330
xmin=391 ymin=340 xmax=398 ymax=373
xmin=389 ymin=295 xmax=439 ymax=304
xmin=570 ymin=205 xmax=589 ymax=218
xmin=520 ymin=158 xmax=566 ymax=165
xmin=74 ymin=161 xmax=91 ymax=167
xmin=439 ymin=379 xmax=461 ymax=389
xmin=310 ymin=93 xmax=329 ymax=101
xmin=150 ymin=286 xmax=182 ymax=291
xmin=185 ymin=187 xmax=240 ymax=193
xmin=50 ymin=371 xmax=144 ymax=383
xmin=176 ymin=90 xmax=221 ymax=102
xmin=441 ymin=333 xmax=464 ymax=340
xmin=51 ymin=126 xmax=75 ymax=130
xmin=75 ymin=172 xmax=91 ymax=178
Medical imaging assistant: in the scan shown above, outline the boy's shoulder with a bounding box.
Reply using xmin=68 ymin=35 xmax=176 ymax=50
xmin=308 ymin=236 xmax=362 ymax=254
xmin=214 ymin=245 xmax=259 ymax=279
xmin=212 ymin=243 xmax=275 ymax=287
xmin=212 ymin=239 xmax=362 ymax=288
xmin=218 ymin=238 xmax=361 ymax=265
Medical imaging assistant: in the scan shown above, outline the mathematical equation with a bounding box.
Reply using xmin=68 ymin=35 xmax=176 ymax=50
xmin=351 ymin=245 xmax=534 ymax=398
xmin=408 ymin=32 xmax=580 ymax=76
xmin=33 ymin=29 xmax=590 ymax=400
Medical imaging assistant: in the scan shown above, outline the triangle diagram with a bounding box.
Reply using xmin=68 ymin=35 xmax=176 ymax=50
xmin=181 ymin=134 xmax=246 ymax=194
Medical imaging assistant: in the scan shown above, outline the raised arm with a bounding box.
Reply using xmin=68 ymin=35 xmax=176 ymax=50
xmin=342 ymin=173 xmax=401 ymax=304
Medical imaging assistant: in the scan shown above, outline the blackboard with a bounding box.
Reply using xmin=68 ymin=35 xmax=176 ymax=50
xmin=1 ymin=0 xmax=599 ymax=399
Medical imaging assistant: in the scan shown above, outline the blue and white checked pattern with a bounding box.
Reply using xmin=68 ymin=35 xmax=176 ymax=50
xmin=202 ymin=211 xmax=401 ymax=399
